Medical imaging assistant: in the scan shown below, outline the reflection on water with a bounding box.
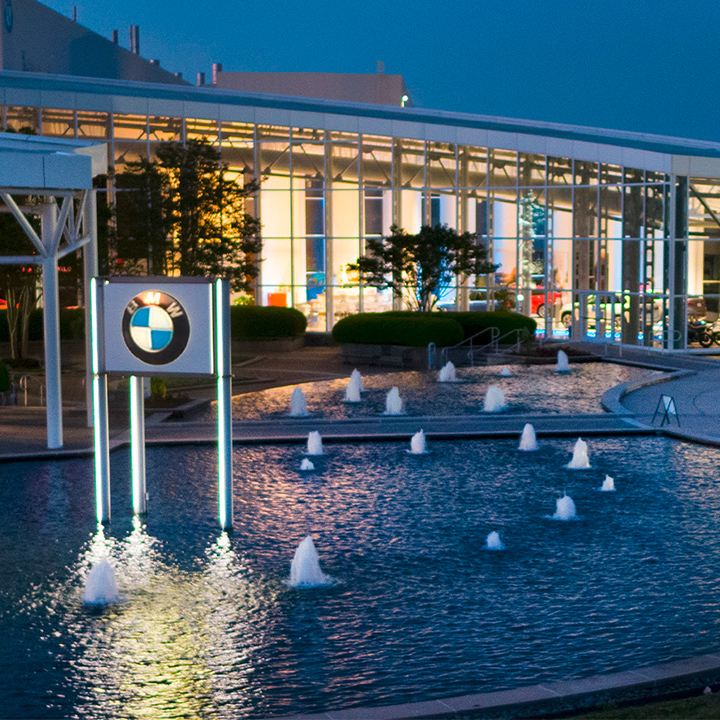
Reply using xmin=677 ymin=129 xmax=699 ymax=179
xmin=60 ymin=524 xmax=277 ymax=719
xmin=1 ymin=436 xmax=720 ymax=718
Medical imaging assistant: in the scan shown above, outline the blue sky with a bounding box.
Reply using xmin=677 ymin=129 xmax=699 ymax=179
xmin=40 ymin=0 xmax=720 ymax=143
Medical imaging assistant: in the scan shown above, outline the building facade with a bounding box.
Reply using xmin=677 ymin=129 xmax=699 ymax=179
xmin=2 ymin=67 xmax=720 ymax=348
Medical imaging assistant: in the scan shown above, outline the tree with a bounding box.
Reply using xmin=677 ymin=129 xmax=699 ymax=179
xmin=0 ymin=206 xmax=41 ymax=364
xmin=115 ymin=139 xmax=261 ymax=292
xmin=349 ymin=224 xmax=498 ymax=311
xmin=114 ymin=159 xmax=167 ymax=275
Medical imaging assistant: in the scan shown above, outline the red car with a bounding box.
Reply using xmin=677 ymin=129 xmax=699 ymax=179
xmin=531 ymin=289 xmax=562 ymax=317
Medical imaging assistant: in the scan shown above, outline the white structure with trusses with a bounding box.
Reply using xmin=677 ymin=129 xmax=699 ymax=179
xmin=0 ymin=132 xmax=104 ymax=448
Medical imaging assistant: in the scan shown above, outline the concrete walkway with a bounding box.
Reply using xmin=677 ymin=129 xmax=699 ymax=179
xmin=589 ymin=343 xmax=720 ymax=446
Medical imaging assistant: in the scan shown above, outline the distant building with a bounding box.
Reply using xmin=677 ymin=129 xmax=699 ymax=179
xmin=1 ymin=0 xmax=720 ymax=349
xmin=213 ymin=65 xmax=412 ymax=107
xmin=0 ymin=0 xmax=186 ymax=85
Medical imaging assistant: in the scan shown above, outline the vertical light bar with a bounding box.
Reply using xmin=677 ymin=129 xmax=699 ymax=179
xmin=82 ymin=190 xmax=98 ymax=428
xmin=129 ymin=375 xmax=147 ymax=515
xmin=215 ymin=278 xmax=233 ymax=530
xmin=90 ymin=277 xmax=111 ymax=524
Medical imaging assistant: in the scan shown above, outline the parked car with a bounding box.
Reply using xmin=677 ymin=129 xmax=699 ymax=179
xmin=559 ymin=295 xmax=663 ymax=331
xmin=530 ymin=289 xmax=563 ymax=318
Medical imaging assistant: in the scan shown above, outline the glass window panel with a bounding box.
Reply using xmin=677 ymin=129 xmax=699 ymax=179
xmin=330 ymin=184 xmax=360 ymax=239
xmin=77 ymin=111 xmax=109 ymax=139
xmin=574 ymin=186 xmax=598 ymax=238
xmin=518 ymin=153 xmax=546 ymax=187
xmin=364 ymin=188 xmax=384 ymax=235
xmin=292 ymin=127 xmax=324 ymax=143
xmin=6 ymin=106 xmax=40 ymax=134
xmin=574 ymin=161 xmax=598 ymax=186
xmin=623 ymin=168 xmax=644 ymax=186
xmin=186 ymin=117 xmax=218 ymax=143
xmin=398 ymin=138 xmax=425 ymax=188
xmin=42 ymin=108 xmax=75 ymax=138
xmin=599 ymin=186 xmax=623 ymax=237
xmin=220 ymin=121 xmax=254 ymax=147
xmin=459 ymin=146 xmax=488 ymax=189
xmin=257 ymin=124 xmax=289 ymax=142
xmin=360 ymin=135 xmax=392 ymax=187
xmin=427 ymin=142 xmax=456 ymax=189
xmin=645 ymin=184 xmax=665 ymax=237
xmin=113 ymin=114 xmax=147 ymax=140
xmin=149 ymin=116 xmax=182 ymax=142
xmin=623 ymin=182 xmax=643 ymax=237
xmin=330 ymin=140 xmax=359 ymax=184
xmin=548 ymin=156 xmax=573 ymax=186
xmin=258 ymin=141 xmax=291 ymax=177
xmin=329 ymin=131 xmax=358 ymax=143
xmin=600 ymin=163 xmax=622 ymax=185
xmin=220 ymin=123 xmax=255 ymax=174
xmin=489 ymin=149 xmax=517 ymax=188
xmin=291 ymin=143 xmax=325 ymax=180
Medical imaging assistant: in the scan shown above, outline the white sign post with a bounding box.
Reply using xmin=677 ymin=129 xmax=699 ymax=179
xmin=90 ymin=276 xmax=233 ymax=529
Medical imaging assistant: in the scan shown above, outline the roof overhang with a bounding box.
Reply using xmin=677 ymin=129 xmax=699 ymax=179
xmin=0 ymin=132 xmax=106 ymax=190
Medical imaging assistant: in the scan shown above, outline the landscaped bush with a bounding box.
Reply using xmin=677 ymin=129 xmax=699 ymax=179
xmin=0 ymin=307 xmax=86 ymax=343
xmin=230 ymin=305 xmax=307 ymax=340
xmin=0 ymin=363 xmax=10 ymax=393
xmin=0 ymin=305 xmax=308 ymax=343
xmin=384 ymin=310 xmax=537 ymax=341
xmin=332 ymin=313 xmax=464 ymax=347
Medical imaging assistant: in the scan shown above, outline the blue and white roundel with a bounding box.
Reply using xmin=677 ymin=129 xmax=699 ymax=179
xmin=121 ymin=290 xmax=191 ymax=366
xmin=129 ymin=305 xmax=174 ymax=352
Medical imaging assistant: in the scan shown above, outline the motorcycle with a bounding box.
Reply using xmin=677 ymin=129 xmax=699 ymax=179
xmin=688 ymin=319 xmax=714 ymax=347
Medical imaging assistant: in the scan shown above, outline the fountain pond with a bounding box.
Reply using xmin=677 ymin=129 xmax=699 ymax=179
xmin=218 ymin=363 xmax=667 ymax=421
xmin=2 ymin=434 xmax=720 ymax=718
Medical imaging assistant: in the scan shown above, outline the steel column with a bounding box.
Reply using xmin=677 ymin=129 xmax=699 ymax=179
xmin=41 ymin=199 xmax=62 ymax=449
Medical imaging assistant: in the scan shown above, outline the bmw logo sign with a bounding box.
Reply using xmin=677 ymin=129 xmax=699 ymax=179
xmin=122 ymin=291 xmax=190 ymax=365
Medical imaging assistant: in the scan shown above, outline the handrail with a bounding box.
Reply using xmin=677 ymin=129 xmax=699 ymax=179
xmin=17 ymin=374 xmax=45 ymax=407
xmin=440 ymin=327 xmax=499 ymax=366
xmin=467 ymin=327 xmax=531 ymax=364
xmin=427 ymin=342 xmax=437 ymax=370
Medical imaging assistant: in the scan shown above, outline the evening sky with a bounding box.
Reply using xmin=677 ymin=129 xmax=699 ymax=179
xmin=38 ymin=0 xmax=719 ymax=143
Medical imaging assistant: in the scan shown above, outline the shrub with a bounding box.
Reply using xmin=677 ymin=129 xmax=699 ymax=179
xmin=0 ymin=363 xmax=10 ymax=393
xmin=385 ymin=310 xmax=536 ymax=341
xmin=230 ymin=305 xmax=307 ymax=339
xmin=150 ymin=377 xmax=167 ymax=399
xmin=0 ymin=308 xmax=86 ymax=342
xmin=332 ymin=313 xmax=464 ymax=347
xmin=0 ymin=305 xmax=309 ymax=343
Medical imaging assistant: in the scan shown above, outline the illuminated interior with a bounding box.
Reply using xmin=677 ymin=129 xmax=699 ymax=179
xmin=5 ymin=101 xmax=720 ymax=348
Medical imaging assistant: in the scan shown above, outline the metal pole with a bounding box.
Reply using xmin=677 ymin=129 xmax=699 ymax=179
xmin=83 ymin=190 xmax=98 ymax=427
xmin=90 ymin=278 xmax=111 ymax=524
xmin=41 ymin=199 xmax=63 ymax=449
xmin=215 ymin=278 xmax=233 ymax=530
xmin=129 ymin=375 xmax=147 ymax=515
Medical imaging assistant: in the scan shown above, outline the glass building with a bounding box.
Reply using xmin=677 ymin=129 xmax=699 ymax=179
xmin=3 ymin=69 xmax=720 ymax=348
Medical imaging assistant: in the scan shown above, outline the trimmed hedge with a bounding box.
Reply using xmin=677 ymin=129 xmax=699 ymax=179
xmin=0 ymin=308 xmax=85 ymax=342
xmin=230 ymin=305 xmax=307 ymax=339
xmin=0 ymin=305 xmax=308 ymax=343
xmin=384 ymin=310 xmax=537 ymax=341
xmin=332 ymin=313 xmax=464 ymax=347
xmin=0 ymin=363 xmax=10 ymax=393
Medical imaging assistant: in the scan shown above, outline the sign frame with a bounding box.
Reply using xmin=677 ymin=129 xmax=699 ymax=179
xmin=90 ymin=275 xmax=233 ymax=530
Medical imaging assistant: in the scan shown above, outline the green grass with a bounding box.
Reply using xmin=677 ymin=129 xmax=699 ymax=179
xmin=559 ymin=691 xmax=720 ymax=719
